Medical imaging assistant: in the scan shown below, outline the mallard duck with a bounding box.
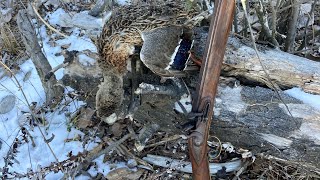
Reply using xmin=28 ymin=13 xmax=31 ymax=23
xmin=96 ymin=0 xmax=209 ymax=122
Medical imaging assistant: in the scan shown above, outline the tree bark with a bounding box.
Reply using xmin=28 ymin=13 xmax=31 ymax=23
xmin=16 ymin=10 xmax=63 ymax=106
xmin=192 ymin=27 xmax=320 ymax=95
xmin=284 ymin=0 xmax=299 ymax=52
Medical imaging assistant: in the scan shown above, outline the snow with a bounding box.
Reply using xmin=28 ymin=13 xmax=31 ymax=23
xmin=0 ymin=58 xmax=87 ymax=178
xmin=285 ymin=87 xmax=320 ymax=111
xmin=88 ymin=155 xmax=128 ymax=177
xmin=220 ymin=86 xmax=247 ymax=114
xmin=47 ymin=8 xmax=103 ymax=30
xmin=0 ymin=7 xmax=116 ymax=179
xmin=79 ymin=54 xmax=96 ymax=66
xmin=1 ymin=1 xmax=319 ymax=179
xmin=47 ymin=8 xmax=66 ymax=26
xmin=117 ymin=0 xmax=130 ymax=5
xmin=0 ymin=56 xmax=90 ymax=178
xmin=280 ymin=88 xmax=320 ymax=145
xmin=56 ymin=32 xmax=97 ymax=52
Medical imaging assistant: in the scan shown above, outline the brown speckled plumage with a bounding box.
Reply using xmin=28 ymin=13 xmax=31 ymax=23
xmin=96 ymin=1 xmax=207 ymax=120
xmin=97 ymin=1 xmax=201 ymax=74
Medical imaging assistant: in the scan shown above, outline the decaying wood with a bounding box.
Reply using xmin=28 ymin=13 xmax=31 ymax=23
xmin=16 ymin=10 xmax=64 ymax=106
xmin=211 ymin=84 xmax=320 ymax=167
xmin=193 ymin=27 xmax=320 ymax=95
xmin=142 ymin=154 xmax=243 ymax=174
xmin=223 ymin=37 xmax=320 ymax=94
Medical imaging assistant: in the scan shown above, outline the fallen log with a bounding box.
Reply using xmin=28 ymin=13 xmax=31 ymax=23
xmin=193 ymin=27 xmax=320 ymax=95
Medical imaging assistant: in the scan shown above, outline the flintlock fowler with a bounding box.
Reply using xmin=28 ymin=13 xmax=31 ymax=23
xmin=187 ymin=0 xmax=235 ymax=179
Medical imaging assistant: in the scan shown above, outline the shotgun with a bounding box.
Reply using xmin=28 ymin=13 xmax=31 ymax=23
xmin=188 ymin=0 xmax=235 ymax=179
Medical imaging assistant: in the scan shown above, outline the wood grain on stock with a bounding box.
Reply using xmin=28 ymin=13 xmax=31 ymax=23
xmin=188 ymin=0 xmax=235 ymax=179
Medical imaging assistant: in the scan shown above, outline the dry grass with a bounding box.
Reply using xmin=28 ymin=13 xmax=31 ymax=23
xmin=240 ymin=155 xmax=320 ymax=179
xmin=0 ymin=0 xmax=28 ymax=65
xmin=0 ymin=23 xmax=23 ymax=55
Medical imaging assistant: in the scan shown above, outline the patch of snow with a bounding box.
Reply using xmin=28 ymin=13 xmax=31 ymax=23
xmin=279 ymin=103 xmax=318 ymax=119
xmin=56 ymin=34 xmax=97 ymax=52
xmin=88 ymin=155 xmax=128 ymax=177
xmin=135 ymin=83 xmax=160 ymax=94
xmin=298 ymin=3 xmax=314 ymax=28
xmin=219 ymin=86 xmax=247 ymax=114
xmin=279 ymin=103 xmax=320 ymax=145
xmin=45 ymin=171 xmax=64 ymax=180
xmin=117 ymin=0 xmax=130 ymax=5
xmin=78 ymin=54 xmax=95 ymax=66
xmin=0 ymin=20 xmax=104 ymax=179
xmin=284 ymin=88 xmax=320 ymax=111
xmin=47 ymin=8 xmax=67 ymax=26
xmin=0 ymin=59 xmax=90 ymax=178
xmin=48 ymin=9 xmax=103 ymax=30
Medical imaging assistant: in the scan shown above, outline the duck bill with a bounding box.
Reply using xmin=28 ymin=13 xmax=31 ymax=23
xmin=188 ymin=0 xmax=235 ymax=179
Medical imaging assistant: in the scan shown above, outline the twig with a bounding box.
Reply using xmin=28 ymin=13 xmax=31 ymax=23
xmin=118 ymin=143 xmax=153 ymax=169
xmin=31 ymin=3 xmax=68 ymax=38
xmin=144 ymin=134 xmax=184 ymax=149
xmin=17 ymin=9 xmax=64 ymax=107
xmin=232 ymin=160 xmax=251 ymax=180
xmin=257 ymin=153 xmax=320 ymax=174
xmin=255 ymin=1 xmax=279 ymax=47
xmin=240 ymin=0 xmax=294 ymax=118
xmin=270 ymin=1 xmax=277 ymax=42
xmin=65 ymin=132 xmax=134 ymax=178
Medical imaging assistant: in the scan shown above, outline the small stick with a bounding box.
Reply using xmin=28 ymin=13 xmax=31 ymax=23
xmin=144 ymin=134 xmax=185 ymax=148
xmin=31 ymin=3 xmax=68 ymax=38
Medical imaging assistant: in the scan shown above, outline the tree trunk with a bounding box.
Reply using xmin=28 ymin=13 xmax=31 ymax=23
xmin=16 ymin=10 xmax=63 ymax=107
xmin=284 ymin=0 xmax=299 ymax=52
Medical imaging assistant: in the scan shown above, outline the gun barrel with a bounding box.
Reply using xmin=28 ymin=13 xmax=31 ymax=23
xmin=188 ymin=0 xmax=235 ymax=179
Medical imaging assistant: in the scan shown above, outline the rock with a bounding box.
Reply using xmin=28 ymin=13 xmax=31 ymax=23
xmin=0 ymin=95 xmax=16 ymax=114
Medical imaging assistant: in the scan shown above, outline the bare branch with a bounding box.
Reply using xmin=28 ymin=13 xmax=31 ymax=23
xmin=16 ymin=9 xmax=64 ymax=107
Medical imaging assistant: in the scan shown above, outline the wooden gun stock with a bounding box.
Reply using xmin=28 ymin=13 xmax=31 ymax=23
xmin=188 ymin=0 xmax=235 ymax=179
